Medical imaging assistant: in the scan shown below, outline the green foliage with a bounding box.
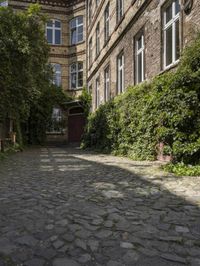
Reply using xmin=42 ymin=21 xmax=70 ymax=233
xmin=82 ymin=33 xmax=200 ymax=165
xmin=78 ymin=87 xmax=92 ymax=117
xmin=163 ymin=163 xmax=200 ymax=176
xmin=28 ymin=86 xmax=71 ymax=144
xmin=0 ymin=4 xmax=70 ymax=145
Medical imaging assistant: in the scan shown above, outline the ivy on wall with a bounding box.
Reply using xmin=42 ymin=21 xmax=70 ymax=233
xmin=82 ymin=34 xmax=200 ymax=165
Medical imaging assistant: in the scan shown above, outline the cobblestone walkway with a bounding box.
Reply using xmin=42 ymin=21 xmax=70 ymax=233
xmin=0 ymin=147 xmax=200 ymax=266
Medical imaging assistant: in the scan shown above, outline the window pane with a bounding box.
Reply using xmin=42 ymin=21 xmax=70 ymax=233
xmin=137 ymin=36 xmax=142 ymax=50
xmin=47 ymin=21 xmax=53 ymax=27
xmin=137 ymin=53 xmax=142 ymax=83
xmin=78 ymin=16 xmax=83 ymax=24
xmin=78 ymin=33 xmax=83 ymax=42
xmin=71 ymin=64 xmax=77 ymax=73
xmin=175 ymin=20 xmax=180 ymax=60
xmin=78 ymin=62 xmax=83 ymax=70
xmin=55 ymin=20 xmax=61 ymax=28
xmin=70 ymin=18 xmax=76 ymax=28
xmin=165 ymin=4 xmax=172 ymax=24
xmin=166 ymin=26 xmax=173 ymax=66
xmin=71 ymin=73 xmax=77 ymax=89
xmin=55 ymin=30 xmax=61 ymax=44
xmin=78 ymin=25 xmax=83 ymax=34
xmin=71 ymin=29 xmax=76 ymax=45
xmin=47 ymin=29 xmax=52 ymax=44
xmin=175 ymin=0 xmax=180 ymax=15
xmin=78 ymin=71 xmax=83 ymax=87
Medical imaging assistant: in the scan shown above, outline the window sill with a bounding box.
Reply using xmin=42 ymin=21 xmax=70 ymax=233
xmin=115 ymin=15 xmax=125 ymax=31
xmin=69 ymin=41 xmax=85 ymax=47
xmin=160 ymin=60 xmax=180 ymax=75
xmin=68 ymin=88 xmax=83 ymax=92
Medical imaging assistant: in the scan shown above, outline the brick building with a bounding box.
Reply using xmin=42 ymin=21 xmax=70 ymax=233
xmin=3 ymin=0 xmax=200 ymax=143
xmin=87 ymin=0 xmax=200 ymax=111
xmin=8 ymin=0 xmax=87 ymax=143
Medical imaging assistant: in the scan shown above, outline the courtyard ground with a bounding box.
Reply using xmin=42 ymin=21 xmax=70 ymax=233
xmin=0 ymin=146 xmax=200 ymax=266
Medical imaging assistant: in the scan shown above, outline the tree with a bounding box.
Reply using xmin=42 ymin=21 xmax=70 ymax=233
xmin=0 ymin=4 xmax=70 ymax=145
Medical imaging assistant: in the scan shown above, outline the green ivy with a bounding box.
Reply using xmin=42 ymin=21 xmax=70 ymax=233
xmin=82 ymin=33 xmax=200 ymax=165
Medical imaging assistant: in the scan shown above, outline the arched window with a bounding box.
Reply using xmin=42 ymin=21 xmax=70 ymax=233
xmin=52 ymin=64 xmax=61 ymax=87
xmin=70 ymin=16 xmax=83 ymax=45
xmin=70 ymin=62 xmax=83 ymax=89
xmin=46 ymin=19 xmax=61 ymax=45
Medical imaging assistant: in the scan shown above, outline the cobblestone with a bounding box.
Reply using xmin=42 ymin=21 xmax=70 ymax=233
xmin=0 ymin=146 xmax=200 ymax=265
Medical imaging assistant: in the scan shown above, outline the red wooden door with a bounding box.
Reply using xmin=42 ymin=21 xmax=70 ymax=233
xmin=68 ymin=114 xmax=85 ymax=143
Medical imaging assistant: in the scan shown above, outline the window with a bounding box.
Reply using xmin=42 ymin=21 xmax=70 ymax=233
xmin=117 ymin=0 xmax=124 ymax=22
xmin=47 ymin=108 xmax=64 ymax=133
xmin=52 ymin=64 xmax=61 ymax=87
xmin=163 ymin=0 xmax=180 ymax=68
xmin=104 ymin=66 xmax=110 ymax=102
xmin=70 ymin=16 xmax=83 ymax=45
xmin=89 ymin=38 xmax=93 ymax=66
xmin=70 ymin=62 xmax=83 ymax=89
xmin=89 ymin=0 xmax=92 ymax=24
xmin=104 ymin=3 xmax=110 ymax=43
xmin=0 ymin=1 xmax=8 ymax=6
xmin=95 ymin=77 xmax=100 ymax=109
xmin=96 ymin=23 xmax=100 ymax=57
xmin=96 ymin=0 xmax=100 ymax=6
xmin=46 ymin=20 xmax=61 ymax=45
xmin=135 ymin=32 xmax=145 ymax=84
xmin=117 ymin=52 xmax=124 ymax=94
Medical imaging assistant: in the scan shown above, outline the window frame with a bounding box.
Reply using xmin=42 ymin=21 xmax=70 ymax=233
xmin=135 ymin=31 xmax=145 ymax=84
xmin=104 ymin=65 xmax=110 ymax=102
xmin=163 ymin=0 xmax=180 ymax=69
xmin=46 ymin=19 xmax=62 ymax=45
xmin=96 ymin=22 xmax=100 ymax=57
xmin=116 ymin=0 xmax=124 ymax=23
xmin=104 ymin=3 xmax=110 ymax=44
xmin=117 ymin=51 xmax=125 ymax=94
xmin=70 ymin=16 xmax=84 ymax=45
xmin=70 ymin=62 xmax=83 ymax=90
xmin=52 ymin=63 xmax=62 ymax=87
xmin=95 ymin=77 xmax=100 ymax=109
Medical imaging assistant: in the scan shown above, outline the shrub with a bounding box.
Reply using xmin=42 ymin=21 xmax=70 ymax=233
xmin=82 ymin=33 xmax=200 ymax=164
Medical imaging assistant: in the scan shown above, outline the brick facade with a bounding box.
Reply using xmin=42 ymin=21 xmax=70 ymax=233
xmin=87 ymin=0 xmax=200 ymax=111
xmin=9 ymin=0 xmax=86 ymax=98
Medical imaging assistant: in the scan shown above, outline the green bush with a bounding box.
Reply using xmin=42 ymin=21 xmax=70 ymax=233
xmin=82 ymin=33 xmax=200 ymax=164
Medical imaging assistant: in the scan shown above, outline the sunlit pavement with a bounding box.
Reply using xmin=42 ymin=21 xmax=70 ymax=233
xmin=0 ymin=146 xmax=200 ymax=266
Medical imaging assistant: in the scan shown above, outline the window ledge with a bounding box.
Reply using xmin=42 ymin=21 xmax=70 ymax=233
xmin=69 ymin=41 xmax=85 ymax=47
xmin=159 ymin=60 xmax=180 ymax=75
xmin=68 ymin=88 xmax=83 ymax=92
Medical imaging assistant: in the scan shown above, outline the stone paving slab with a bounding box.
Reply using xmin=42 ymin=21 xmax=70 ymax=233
xmin=0 ymin=146 xmax=200 ymax=265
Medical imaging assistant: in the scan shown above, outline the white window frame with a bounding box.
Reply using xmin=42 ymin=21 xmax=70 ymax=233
xmin=46 ymin=19 xmax=61 ymax=45
xmin=70 ymin=16 xmax=84 ymax=45
xmin=104 ymin=66 xmax=110 ymax=102
xmin=70 ymin=62 xmax=83 ymax=90
xmin=95 ymin=77 xmax=100 ymax=109
xmin=135 ymin=33 xmax=145 ymax=84
xmin=117 ymin=52 xmax=125 ymax=94
xmin=163 ymin=0 xmax=180 ymax=69
xmin=117 ymin=0 xmax=124 ymax=22
xmin=104 ymin=3 xmax=110 ymax=43
xmin=52 ymin=64 xmax=62 ymax=87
